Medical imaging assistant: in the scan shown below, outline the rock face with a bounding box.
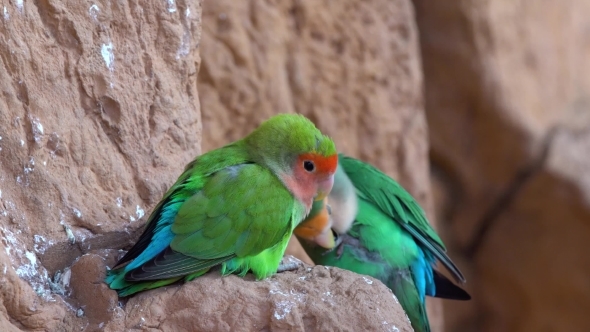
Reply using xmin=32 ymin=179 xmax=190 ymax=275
xmin=0 ymin=247 xmax=66 ymax=332
xmin=414 ymin=0 xmax=590 ymax=331
xmin=0 ymin=0 xmax=201 ymax=330
xmin=97 ymin=257 xmax=412 ymax=332
xmin=198 ymin=0 xmax=428 ymax=189
xmin=0 ymin=0 xmax=423 ymax=331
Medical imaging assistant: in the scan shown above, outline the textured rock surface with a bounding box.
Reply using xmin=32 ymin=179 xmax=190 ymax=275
xmin=0 ymin=0 xmax=424 ymax=331
xmin=0 ymin=0 xmax=201 ymax=330
xmin=415 ymin=0 xmax=590 ymax=331
xmin=0 ymin=247 xmax=68 ymax=332
xmin=98 ymin=257 xmax=413 ymax=332
xmin=198 ymin=0 xmax=438 ymax=326
xmin=198 ymin=0 xmax=428 ymax=188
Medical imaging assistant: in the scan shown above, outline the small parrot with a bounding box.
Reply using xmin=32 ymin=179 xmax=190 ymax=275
xmin=295 ymin=153 xmax=470 ymax=332
xmin=106 ymin=114 xmax=338 ymax=297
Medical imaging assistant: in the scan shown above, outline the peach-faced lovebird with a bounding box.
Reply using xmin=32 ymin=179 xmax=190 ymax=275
xmin=106 ymin=114 xmax=338 ymax=297
xmin=295 ymin=154 xmax=470 ymax=332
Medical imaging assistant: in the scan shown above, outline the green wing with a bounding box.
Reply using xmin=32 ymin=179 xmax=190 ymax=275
xmin=339 ymin=154 xmax=465 ymax=283
xmin=114 ymin=143 xmax=251 ymax=268
xmin=125 ymin=163 xmax=296 ymax=281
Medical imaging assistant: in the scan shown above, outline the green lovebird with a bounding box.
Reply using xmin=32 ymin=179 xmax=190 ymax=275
xmin=294 ymin=154 xmax=470 ymax=332
xmin=105 ymin=114 xmax=338 ymax=297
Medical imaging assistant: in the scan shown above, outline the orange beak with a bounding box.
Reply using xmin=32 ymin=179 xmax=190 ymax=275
xmin=294 ymin=200 xmax=337 ymax=249
xmin=314 ymin=174 xmax=334 ymax=201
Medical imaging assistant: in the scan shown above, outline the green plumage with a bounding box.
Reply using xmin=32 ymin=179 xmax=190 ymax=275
xmin=106 ymin=114 xmax=336 ymax=296
xmin=298 ymin=154 xmax=469 ymax=332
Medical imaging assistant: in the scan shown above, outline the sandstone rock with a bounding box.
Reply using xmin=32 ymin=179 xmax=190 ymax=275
xmin=99 ymin=257 xmax=413 ymax=332
xmin=55 ymin=251 xmax=414 ymax=332
xmin=0 ymin=247 xmax=67 ymax=331
xmin=0 ymin=0 xmax=433 ymax=330
xmin=69 ymin=252 xmax=120 ymax=328
xmin=414 ymin=0 xmax=590 ymax=330
xmin=0 ymin=0 xmax=201 ymax=330
xmin=198 ymin=0 xmax=428 ymax=191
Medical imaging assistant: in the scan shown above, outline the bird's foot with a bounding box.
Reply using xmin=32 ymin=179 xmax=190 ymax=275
xmin=277 ymin=255 xmax=305 ymax=273
xmin=328 ymin=233 xmax=360 ymax=259
xmin=335 ymin=241 xmax=345 ymax=259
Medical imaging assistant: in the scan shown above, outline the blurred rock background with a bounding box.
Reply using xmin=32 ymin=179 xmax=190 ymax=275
xmin=200 ymin=0 xmax=590 ymax=331
xmin=0 ymin=0 xmax=588 ymax=331
xmin=414 ymin=1 xmax=590 ymax=331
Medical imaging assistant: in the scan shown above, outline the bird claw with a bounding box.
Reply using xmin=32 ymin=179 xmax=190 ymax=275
xmin=323 ymin=233 xmax=355 ymax=259
xmin=277 ymin=255 xmax=305 ymax=273
xmin=326 ymin=203 xmax=332 ymax=216
xmin=335 ymin=241 xmax=345 ymax=259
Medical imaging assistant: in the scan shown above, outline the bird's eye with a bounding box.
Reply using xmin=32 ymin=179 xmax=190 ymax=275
xmin=303 ymin=160 xmax=315 ymax=172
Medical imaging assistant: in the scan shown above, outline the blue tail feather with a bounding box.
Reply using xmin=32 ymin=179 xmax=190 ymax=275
xmin=411 ymin=247 xmax=436 ymax=302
